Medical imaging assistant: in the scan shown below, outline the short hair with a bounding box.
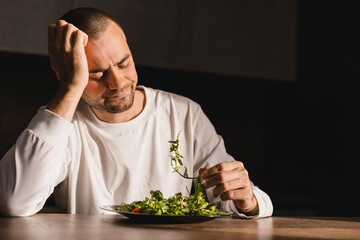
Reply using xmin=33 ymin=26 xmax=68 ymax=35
xmin=60 ymin=7 xmax=119 ymax=40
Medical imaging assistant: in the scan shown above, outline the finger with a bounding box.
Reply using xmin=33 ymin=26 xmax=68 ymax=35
xmin=201 ymin=168 xmax=249 ymax=189
xmin=200 ymin=161 xmax=244 ymax=179
xmin=213 ymin=179 xmax=247 ymax=197
xmin=72 ymin=30 xmax=89 ymax=48
xmin=198 ymin=167 xmax=207 ymax=176
xmin=219 ymin=187 xmax=254 ymax=202
xmin=63 ymin=24 xmax=77 ymax=51
xmin=73 ymin=30 xmax=85 ymax=49
xmin=82 ymin=31 xmax=88 ymax=47
xmin=54 ymin=20 xmax=67 ymax=50
xmin=57 ymin=19 xmax=68 ymax=26
xmin=222 ymin=188 xmax=258 ymax=214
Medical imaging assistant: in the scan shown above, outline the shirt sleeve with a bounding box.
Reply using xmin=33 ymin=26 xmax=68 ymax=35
xmin=192 ymin=106 xmax=273 ymax=218
xmin=0 ymin=107 xmax=73 ymax=216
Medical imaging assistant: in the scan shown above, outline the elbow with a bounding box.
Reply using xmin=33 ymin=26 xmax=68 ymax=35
xmin=0 ymin=197 xmax=38 ymax=217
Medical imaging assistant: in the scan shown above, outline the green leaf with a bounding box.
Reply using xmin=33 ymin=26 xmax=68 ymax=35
xmin=169 ymin=131 xmax=200 ymax=180
xmin=151 ymin=190 xmax=164 ymax=200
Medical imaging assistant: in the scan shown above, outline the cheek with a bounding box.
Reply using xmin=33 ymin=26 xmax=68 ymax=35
xmin=127 ymin=64 xmax=138 ymax=83
xmin=84 ymin=82 xmax=105 ymax=97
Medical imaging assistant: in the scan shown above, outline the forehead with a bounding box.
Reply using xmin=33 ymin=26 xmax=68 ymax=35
xmin=85 ymin=21 xmax=130 ymax=69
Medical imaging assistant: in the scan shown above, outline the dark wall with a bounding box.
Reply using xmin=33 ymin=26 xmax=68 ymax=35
xmin=296 ymin=1 xmax=360 ymax=216
xmin=0 ymin=52 xmax=57 ymax=154
xmin=260 ymin=1 xmax=360 ymax=216
xmin=1 ymin=1 xmax=360 ymax=216
xmin=0 ymin=0 xmax=297 ymax=81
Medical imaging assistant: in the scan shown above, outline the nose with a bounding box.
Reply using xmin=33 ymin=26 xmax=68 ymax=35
xmin=106 ymin=66 xmax=126 ymax=90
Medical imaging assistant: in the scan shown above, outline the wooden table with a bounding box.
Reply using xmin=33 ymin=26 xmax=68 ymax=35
xmin=1 ymin=214 xmax=360 ymax=240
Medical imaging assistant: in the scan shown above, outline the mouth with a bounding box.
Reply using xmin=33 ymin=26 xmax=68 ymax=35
xmin=105 ymin=88 xmax=130 ymax=100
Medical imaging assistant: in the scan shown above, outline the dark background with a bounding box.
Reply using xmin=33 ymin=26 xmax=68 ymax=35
xmin=1 ymin=1 xmax=359 ymax=216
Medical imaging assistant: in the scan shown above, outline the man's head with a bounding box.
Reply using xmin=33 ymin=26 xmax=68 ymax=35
xmin=59 ymin=8 xmax=138 ymax=118
xmin=60 ymin=7 xmax=112 ymax=40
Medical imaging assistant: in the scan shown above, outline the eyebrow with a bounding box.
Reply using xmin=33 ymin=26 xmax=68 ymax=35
xmin=89 ymin=54 xmax=131 ymax=73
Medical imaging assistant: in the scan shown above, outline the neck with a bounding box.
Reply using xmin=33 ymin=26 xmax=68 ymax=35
xmin=91 ymin=89 xmax=145 ymax=123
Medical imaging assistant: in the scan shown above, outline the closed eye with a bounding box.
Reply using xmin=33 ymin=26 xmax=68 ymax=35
xmin=88 ymin=54 xmax=131 ymax=80
xmin=89 ymin=72 xmax=104 ymax=81
xmin=90 ymin=77 xmax=102 ymax=81
xmin=118 ymin=62 xmax=129 ymax=69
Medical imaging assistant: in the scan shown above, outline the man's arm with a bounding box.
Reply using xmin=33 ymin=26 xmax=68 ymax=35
xmin=0 ymin=20 xmax=88 ymax=216
xmin=192 ymin=106 xmax=273 ymax=218
xmin=0 ymin=108 xmax=73 ymax=216
xmin=46 ymin=20 xmax=89 ymax=121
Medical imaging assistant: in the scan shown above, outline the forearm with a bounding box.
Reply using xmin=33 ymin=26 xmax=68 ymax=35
xmin=46 ymin=84 xmax=84 ymax=122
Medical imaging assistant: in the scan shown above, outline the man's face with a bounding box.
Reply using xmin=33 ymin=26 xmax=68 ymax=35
xmin=82 ymin=20 xmax=138 ymax=114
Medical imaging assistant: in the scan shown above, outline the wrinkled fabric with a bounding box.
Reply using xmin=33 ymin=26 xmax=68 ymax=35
xmin=0 ymin=86 xmax=273 ymax=217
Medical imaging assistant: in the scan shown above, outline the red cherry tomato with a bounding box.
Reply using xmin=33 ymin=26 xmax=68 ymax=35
xmin=132 ymin=208 xmax=142 ymax=213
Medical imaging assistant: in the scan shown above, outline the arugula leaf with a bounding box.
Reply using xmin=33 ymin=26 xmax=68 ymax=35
xmin=169 ymin=131 xmax=199 ymax=179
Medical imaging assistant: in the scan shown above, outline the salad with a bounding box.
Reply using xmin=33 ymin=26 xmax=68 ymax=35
xmin=117 ymin=183 xmax=225 ymax=216
xmin=117 ymin=131 xmax=225 ymax=216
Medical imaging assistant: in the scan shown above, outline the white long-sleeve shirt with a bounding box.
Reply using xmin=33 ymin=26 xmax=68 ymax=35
xmin=0 ymin=86 xmax=273 ymax=217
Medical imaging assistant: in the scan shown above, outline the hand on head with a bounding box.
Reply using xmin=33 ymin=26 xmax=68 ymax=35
xmin=48 ymin=20 xmax=89 ymax=90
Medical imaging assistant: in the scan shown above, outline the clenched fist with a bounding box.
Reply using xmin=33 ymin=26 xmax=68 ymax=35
xmin=199 ymin=161 xmax=259 ymax=215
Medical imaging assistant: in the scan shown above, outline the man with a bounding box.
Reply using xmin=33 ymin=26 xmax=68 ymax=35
xmin=0 ymin=8 xmax=273 ymax=217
